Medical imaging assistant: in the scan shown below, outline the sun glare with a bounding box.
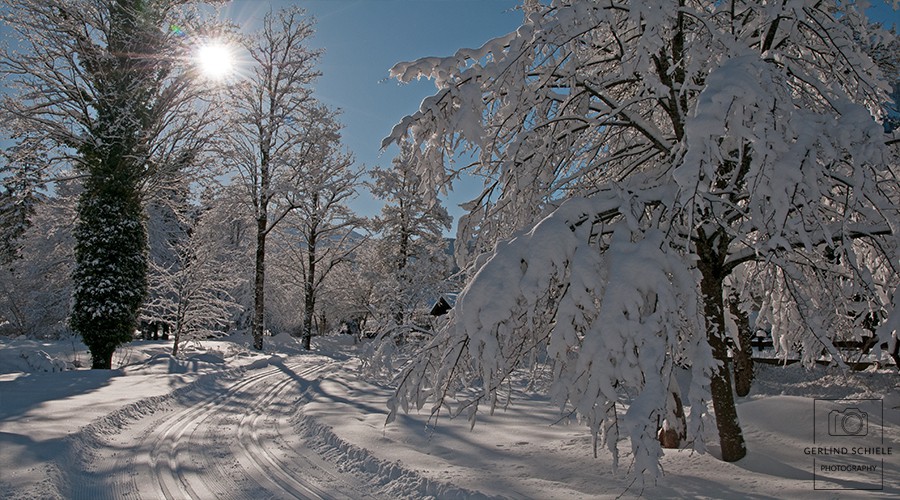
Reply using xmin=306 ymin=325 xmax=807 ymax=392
xmin=196 ymin=43 xmax=234 ymax=80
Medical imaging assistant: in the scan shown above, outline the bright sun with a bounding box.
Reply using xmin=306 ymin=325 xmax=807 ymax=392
xmin=196 ymin=43 xmax=234 ymax=80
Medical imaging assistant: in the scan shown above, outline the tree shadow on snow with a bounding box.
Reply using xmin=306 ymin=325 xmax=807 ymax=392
xmin=0 ymin=369 xmax=118 ymax=422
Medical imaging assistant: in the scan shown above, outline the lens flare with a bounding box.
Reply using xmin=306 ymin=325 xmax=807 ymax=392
xmin=197 ymin=43 xmax=234 ymax=80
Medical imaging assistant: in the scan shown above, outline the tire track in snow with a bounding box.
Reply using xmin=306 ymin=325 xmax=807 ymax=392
xmin=66 ymin=361 xmax=255 ymax=500
xmin=83 ymin=356 xmax=372 ymax=499
xmin=229 ymin=361 xmax=354 ymax=499
xmin=143 ymin=364 xmax=288 ymax=500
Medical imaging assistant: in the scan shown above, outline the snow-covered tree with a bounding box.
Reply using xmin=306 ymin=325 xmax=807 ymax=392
xmin=0 ymin=142 xmax=47 ymax=264
xmin=203 ymin=184 xmax=256 ymax=333
xmin=309 ymin=239 xmax=384 ymax=336
xmin=267 ymin=127 xmax=364 ymax=350
xmin=218 ymin=6 xmax=328 ymax=351
xmin=369 ymin=141 xmax=453 ymax=327
xmin=866 ymin=26 xmax=899 ymax=133
xmin=0 ymin=180 xmax=77 ymax=338
xmin=317 ymin=255 xmax=374 ymax=335
xmin=384 ymin=0 xmax=899 ymax=483
xmin=142 ymin=175 xmax=192 ymax=339
xmin=0 ymin=0 xmax=224 ymax=368
xmin=143 ymin=189 xmax=244 ymax=356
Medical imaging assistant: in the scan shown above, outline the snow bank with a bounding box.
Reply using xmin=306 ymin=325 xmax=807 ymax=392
xmin=19 ymin=349 xmax=70 ymax=372
xmin=293 ymin=416 xmax=499 ymax=499
xmin=0 ymin=336 xmax=88 ymax=374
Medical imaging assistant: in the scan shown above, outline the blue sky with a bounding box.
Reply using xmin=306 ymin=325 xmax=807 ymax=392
xmin=224 ymin=0 xmax=897 ymax=233
xmin=226 ymin=0 xmax=523 ymax=228
xmin=2 ymin=1 xmax=896 ymax=234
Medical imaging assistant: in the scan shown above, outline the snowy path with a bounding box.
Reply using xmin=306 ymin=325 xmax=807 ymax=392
xmin=76 ymin=357 xmax=379 ymax=500
xmin=3 ymin=338 xmax=898 ymax=499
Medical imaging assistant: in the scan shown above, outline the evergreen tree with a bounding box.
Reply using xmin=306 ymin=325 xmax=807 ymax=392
xmin=1 ymin=0 xmax=222 ymax=368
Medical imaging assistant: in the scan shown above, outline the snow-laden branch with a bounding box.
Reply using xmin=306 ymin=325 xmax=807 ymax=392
xmin=381 ymin=0 xmax=899 ymax=485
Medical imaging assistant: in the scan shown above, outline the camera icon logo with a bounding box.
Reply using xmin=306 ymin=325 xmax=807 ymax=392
xmin=828 ymin=408 xmax=868 ymax=436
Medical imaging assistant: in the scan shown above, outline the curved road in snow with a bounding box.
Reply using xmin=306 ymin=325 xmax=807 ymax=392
xmin=79 ymin=358 xmax=378 ymax=500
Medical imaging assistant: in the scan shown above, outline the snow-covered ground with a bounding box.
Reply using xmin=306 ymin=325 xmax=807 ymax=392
xmin=1 ymin=334 xmax=898 ymax=499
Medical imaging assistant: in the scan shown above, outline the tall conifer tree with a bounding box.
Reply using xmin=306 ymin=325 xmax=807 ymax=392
xmin=1 ymin=0 xmax=220 ymax=368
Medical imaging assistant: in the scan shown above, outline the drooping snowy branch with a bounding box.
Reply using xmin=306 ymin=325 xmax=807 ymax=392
xmin=384 ymin=0 xmax=900 ymax=483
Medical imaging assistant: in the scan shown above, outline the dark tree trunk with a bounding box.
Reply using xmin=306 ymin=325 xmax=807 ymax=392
xmin=700 ymin=262 xmax=747 ymax=462
xmin=171 ymin=327 xmax=180 ymax=357
xmin=393 ymin=210 xmax=410 ymax=326
xmin=728 ymin=292 xmax=754 ymax=397
xmin=252 ymin=215 xmax=267 ymax=351
xmin=301 ymin=280 xmax=315 ymax=350
xmin=659 ymin=376 xmax=687 ymax=449
xmin=302 ymin=221 xmax=317 ymax=351
xmin=172 ymin=307 xmax=185 ymax=357
xmin=91 ymin=345 xmax=115 ymax=370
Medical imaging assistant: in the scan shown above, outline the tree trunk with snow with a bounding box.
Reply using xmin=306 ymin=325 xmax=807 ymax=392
xmin=729 ymin=292 xmax=754 ymax=397
xmin=658 ymin=376 xmax=687 ymax=449
xmin=698 ymin=232 xmax=746 ymax=462
xmin=301 ymin=211 xmax=317 ymax=351
xmin=253 ymin=215 xmax=268 ymax=351
xmin=171 ymin=314 xmax=183 ymax=357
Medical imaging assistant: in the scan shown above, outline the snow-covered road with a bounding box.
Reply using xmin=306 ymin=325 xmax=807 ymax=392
xmin=3 ymin=337 xmax=898 ymax=499
xmin=1 ymin=339 xmax=499 ymax=499
xmin=74 ymin=357 xmax=378 ymax=500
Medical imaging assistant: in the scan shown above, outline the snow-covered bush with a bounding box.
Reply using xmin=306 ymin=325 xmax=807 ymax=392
xmin=20 ymin=349 xmax=70 ymax=372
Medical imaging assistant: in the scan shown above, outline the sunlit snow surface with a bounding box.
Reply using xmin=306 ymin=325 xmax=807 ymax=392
xmin=1 ymin=334 xmax=897 ymax=499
